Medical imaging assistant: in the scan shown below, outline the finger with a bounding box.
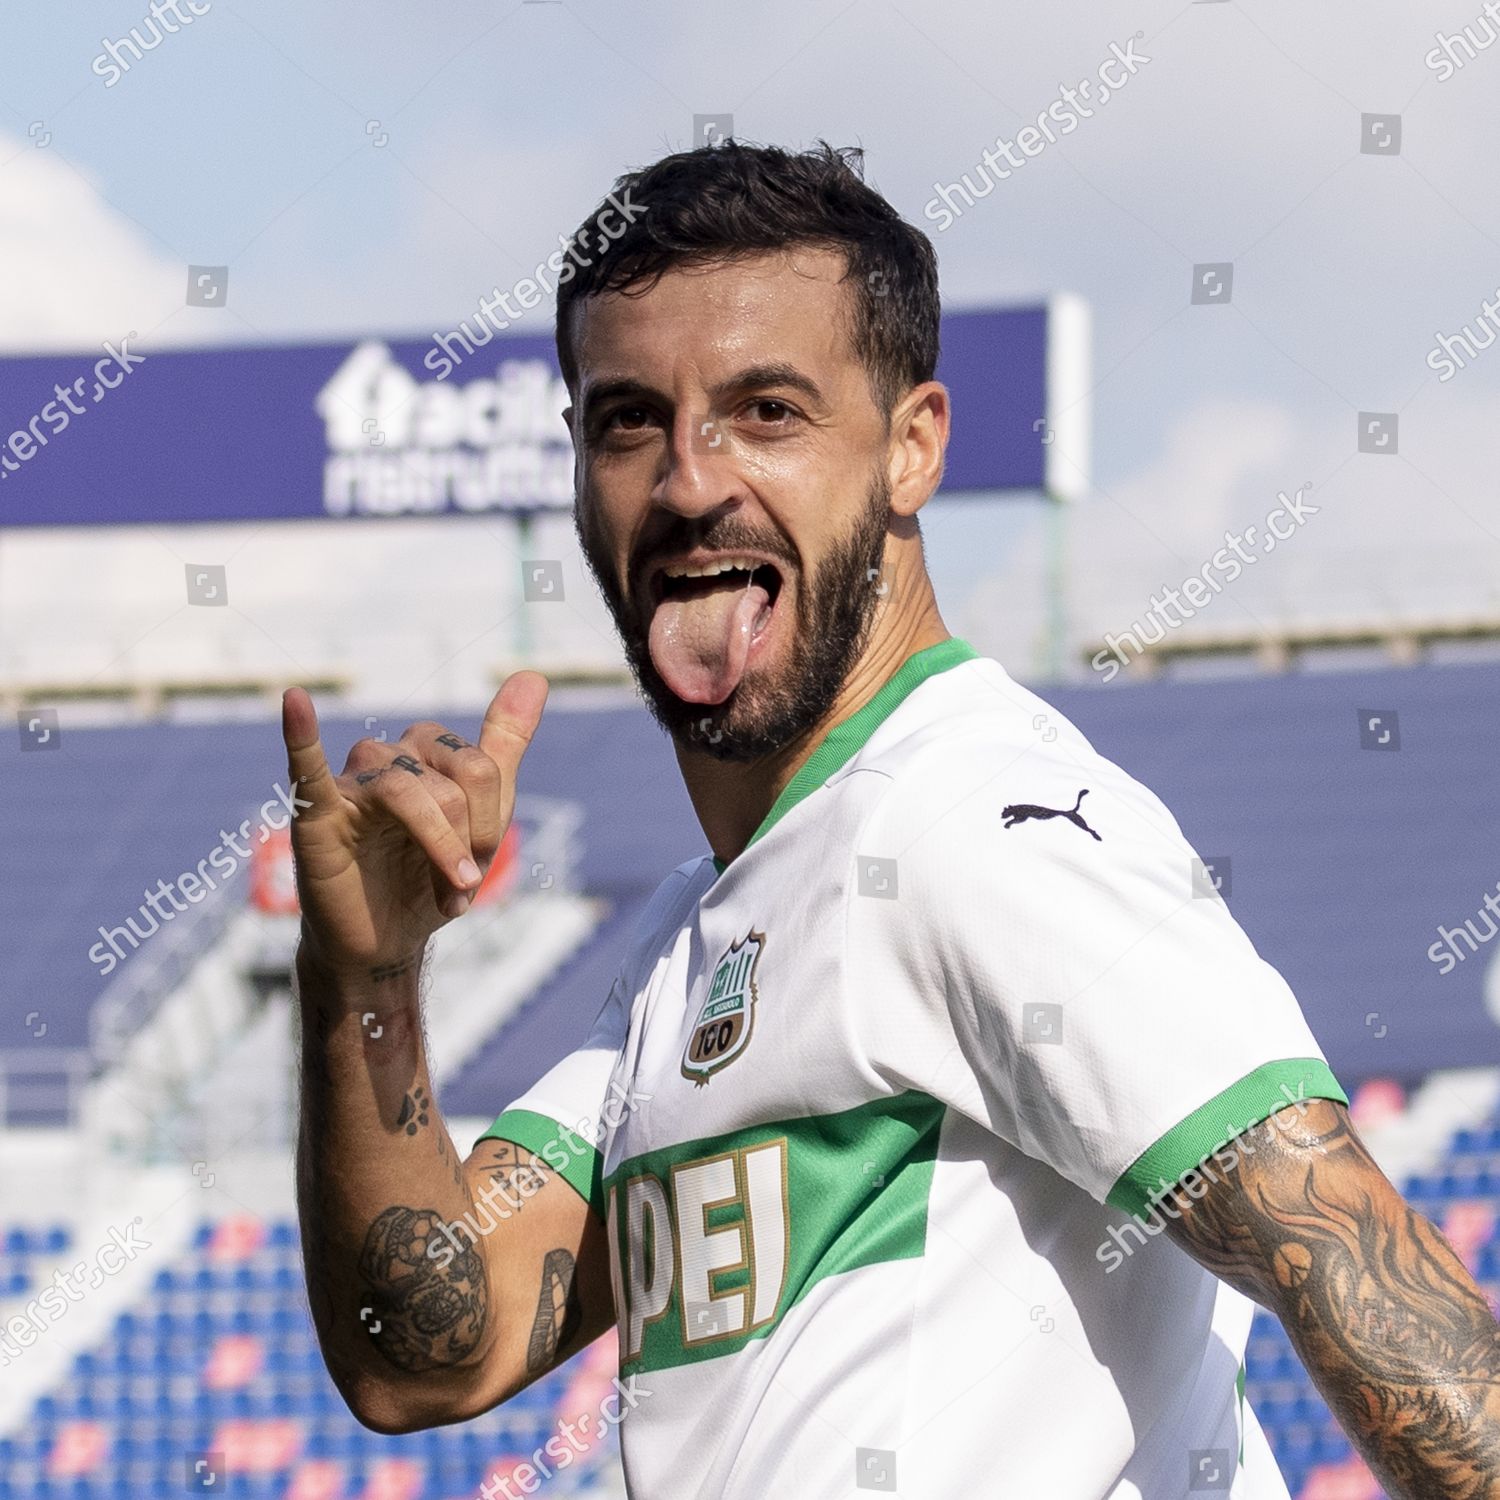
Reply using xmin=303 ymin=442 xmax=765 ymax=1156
xmin=356 ymin=764 xmax=481 ymax=900
xmin=426 ymin=768 xmax=474 ymax=878
xmin=477 ymin=672 xmax=549 ymax=785
xmin=281 ymin=687 xmax=342 ymax=819
xmin=397 ymin=723 xmax=505 ymax=863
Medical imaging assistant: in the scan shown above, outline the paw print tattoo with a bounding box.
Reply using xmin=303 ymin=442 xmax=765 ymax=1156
xmin=397 ymin=1085 xmax=431 ymax=1136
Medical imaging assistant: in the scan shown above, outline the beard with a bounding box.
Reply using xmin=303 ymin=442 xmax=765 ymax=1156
xmin=576 ymin=472 xmax=891 ymax=762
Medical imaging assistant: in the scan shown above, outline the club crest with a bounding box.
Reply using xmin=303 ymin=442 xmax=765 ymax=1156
xmin=682 ymin=931 xmax=763 ymax=1085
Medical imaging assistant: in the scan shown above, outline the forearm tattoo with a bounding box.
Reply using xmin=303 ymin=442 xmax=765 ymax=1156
xmin=527 ymin=1248 xmax=582 ymax=1374
xmin=357 ymin=1206 xmax=487 ymax=1373
xmin=1165 ymin=1100 xmax=1500 ymax=1499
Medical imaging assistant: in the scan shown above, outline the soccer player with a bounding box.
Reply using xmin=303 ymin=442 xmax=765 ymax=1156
xmin=288 ymin=143 xmax=1500 ymax=1498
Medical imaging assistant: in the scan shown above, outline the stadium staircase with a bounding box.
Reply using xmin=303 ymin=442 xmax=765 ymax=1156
xmin=0 ymin=1217 xmax=625 ymax=1500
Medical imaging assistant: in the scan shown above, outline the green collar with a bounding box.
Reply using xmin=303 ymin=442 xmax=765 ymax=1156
xmin=711 ymin=637 xmax=978 ymax=874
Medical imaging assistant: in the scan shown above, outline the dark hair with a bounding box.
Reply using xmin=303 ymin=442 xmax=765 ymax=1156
xmin=555 ymin=140 xmax=940 ymax=414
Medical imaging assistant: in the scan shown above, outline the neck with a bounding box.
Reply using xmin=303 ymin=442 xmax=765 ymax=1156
xmin=674 ymin=584 xmax=949 ymax=865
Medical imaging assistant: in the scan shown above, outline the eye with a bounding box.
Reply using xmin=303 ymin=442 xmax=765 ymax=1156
xmin=605 ymin=404 xmax=653 ymax=431
xmin=745 ymin=398 xmax=796 ymax=426
xmin=594 ymin=403 xmax=661 ymax=447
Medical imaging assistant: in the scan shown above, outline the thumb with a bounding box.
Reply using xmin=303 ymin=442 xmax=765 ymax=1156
xmin=478 ymin=671 xmax=549 ymax=780
xmin=281 ymin=687 xmax=342 ymax=820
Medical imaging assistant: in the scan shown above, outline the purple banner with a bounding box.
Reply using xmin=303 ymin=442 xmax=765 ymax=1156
xmin=0 ymin=304 xmax=1087 ymax=528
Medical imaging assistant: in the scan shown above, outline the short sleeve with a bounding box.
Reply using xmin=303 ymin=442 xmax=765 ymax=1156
xmin=847 ymin=724 xmax=1347 ymax=1219
xmin=477 ymin=977 xmax=628 ymax=1219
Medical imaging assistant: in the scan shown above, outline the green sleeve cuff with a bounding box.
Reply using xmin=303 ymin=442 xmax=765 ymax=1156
xmin=1106 ymin=1057 xmax=1349 ymax=1220
xmin=479 ymin=1107 xmax=606 ymax=1220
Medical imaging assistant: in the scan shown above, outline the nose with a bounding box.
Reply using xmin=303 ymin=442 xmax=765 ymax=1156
xmin=652 ymin=412 xmax=745 ymax=521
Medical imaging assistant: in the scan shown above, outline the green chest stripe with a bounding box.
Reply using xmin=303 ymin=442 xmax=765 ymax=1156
xmin=604 ymin=1091 xmax=945 ymax=1374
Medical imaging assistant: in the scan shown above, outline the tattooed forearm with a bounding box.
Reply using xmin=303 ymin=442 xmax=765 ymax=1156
xmin=526 ymin=1248 xmax=582 ymax=1374
xmin=294 ymin=942 xmax=513 ymax=1429
xmin=357 ymin=1205 xmax=488 ymax=1374
xmin=1166 ymin=1100 xmax=1500 ymax=1499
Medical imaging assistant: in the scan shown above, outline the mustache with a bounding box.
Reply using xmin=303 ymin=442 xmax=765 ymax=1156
xmin=627 ymin=519 xmax=799 ymax=595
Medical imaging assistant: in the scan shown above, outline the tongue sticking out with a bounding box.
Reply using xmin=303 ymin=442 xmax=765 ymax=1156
xmin=649 ymin=579 xmax=771 ymax=704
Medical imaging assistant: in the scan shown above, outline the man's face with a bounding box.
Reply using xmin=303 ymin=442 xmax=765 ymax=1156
xmin=567 ymin=248 xmax=893 ymax=760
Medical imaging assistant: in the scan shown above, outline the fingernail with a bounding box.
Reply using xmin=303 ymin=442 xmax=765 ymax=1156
xmin=458 ymin=858 xmax=481 ymax=886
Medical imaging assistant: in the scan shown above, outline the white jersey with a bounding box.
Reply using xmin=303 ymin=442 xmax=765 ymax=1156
xmin=482 ymin=640 xmax=1344 ymax=1499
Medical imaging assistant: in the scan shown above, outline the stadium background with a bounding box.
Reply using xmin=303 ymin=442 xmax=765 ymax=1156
xmin=4 ymin=2 xmax=1500 ymax=1496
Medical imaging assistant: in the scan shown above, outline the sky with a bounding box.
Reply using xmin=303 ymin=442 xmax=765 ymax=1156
xmin=3 ymin=0 xmax=1500 ymax=691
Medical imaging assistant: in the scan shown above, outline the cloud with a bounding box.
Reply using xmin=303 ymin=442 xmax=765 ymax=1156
xmin=0 ymin=132 xmax=184 ymax=353
xmin=956 ymin=381 xmax=1500 ymax=676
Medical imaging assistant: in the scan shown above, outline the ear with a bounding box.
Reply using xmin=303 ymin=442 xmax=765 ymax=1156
xmin=885 ymin=381 xmax=950 ymax=519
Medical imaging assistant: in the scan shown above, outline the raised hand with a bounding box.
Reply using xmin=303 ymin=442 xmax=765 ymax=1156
xmin=280 ymin=672 xmax=548 ymax=980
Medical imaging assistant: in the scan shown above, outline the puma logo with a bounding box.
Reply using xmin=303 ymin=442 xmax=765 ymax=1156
xmin=1001 ymin=788 xmax=1102 ymax=841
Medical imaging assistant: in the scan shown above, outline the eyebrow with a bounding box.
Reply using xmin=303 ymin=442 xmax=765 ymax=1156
xmin=710 ymin=362 xmax=826 ymax=407
xmin=578 ymin=362 xmax=827 ymax=425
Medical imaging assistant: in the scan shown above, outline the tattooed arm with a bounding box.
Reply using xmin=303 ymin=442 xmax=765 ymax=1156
xmin=284 ymin=678 xmax=613 ymax=1432
xmin=295 ymin=955 xmax=611 ymax=1431
xmin=1163 ymin=1098 xmax=1500 ymax=1498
